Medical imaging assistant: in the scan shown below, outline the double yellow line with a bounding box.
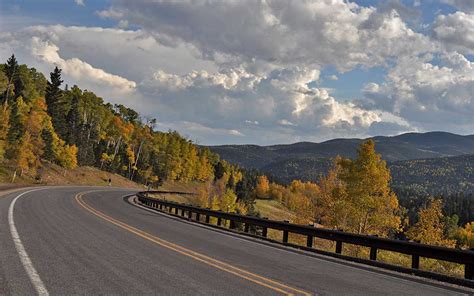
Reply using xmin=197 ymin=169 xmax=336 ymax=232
xmin=75 ymin=191 xmax=312 ymax=296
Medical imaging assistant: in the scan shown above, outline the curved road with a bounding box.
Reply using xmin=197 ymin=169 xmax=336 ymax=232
xmin=0 ymin=187 xmax=471 ymax=295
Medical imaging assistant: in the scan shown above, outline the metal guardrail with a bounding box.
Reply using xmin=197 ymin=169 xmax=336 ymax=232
xmin=136 ymin=191 xmax=474 ymax=285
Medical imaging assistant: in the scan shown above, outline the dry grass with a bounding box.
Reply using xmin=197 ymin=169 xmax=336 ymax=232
xmin=254 ymin=199 xmax=296 ymax=221
xmin=0 ymin=162 xmax=143 ymax=188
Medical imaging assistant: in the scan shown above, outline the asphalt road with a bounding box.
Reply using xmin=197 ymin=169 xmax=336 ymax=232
xmin=0 ymin=186 xmax=472 ymax=295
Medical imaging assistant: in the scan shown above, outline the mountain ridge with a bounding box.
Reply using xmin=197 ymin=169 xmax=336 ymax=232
xmin=208 ymin=131 xmax=474 ymax=169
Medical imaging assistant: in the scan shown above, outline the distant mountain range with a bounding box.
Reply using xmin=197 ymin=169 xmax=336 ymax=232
xmin=208 ymin=132 xmax=474 ymax=194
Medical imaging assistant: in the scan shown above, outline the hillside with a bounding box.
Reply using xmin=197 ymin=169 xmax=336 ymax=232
xmin=0 ymin=162 xmax=143 ymax=188
xmin=209 ymin=132 xmax=474 ymax=169
xmin=0 ymin=55 xmax=220 ymax=188
xmin=258 ymin=153 xmax=474 ymax=193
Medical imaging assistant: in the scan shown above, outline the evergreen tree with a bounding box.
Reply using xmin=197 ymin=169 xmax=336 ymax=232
xmin=45 ymin=67 xmax=66 ymax=138
xmin=235 ymin=173 xmax=256 ymax=206
xmin=41 ymin=129 xmax=55 ymax=161
xmin=6 ymin=98 xmax=25 ymax=157
xmin=4 ymin=55 xmax=18 ymax=81
xmin=3 ymin=54 xmax=18 ymax=105
xmin=65 ymin=93 xmax=81 ymax=145
xmin=214 ymin=161 xmax=225 ymax=180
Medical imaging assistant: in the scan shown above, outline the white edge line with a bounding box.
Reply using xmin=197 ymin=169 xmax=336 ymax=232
xmin=8 ymin=188 xmax=49 ymax=296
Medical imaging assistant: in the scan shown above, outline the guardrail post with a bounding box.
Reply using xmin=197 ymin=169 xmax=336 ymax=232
xmin=282 ymin=231 xmax=289 ymax=243
xmin=244 ymin=223 xmax=250 ymax=233
xmin=188 ymin=211 xmax=193 ymax=220
xmin=230 ymin=220 xmax=235 ymax=230
xmin=159 ymin=204 xmax=162 ymax=210
xmin=411 ymin=255 xmax=420 ymax=269
xmin=466 ymin=248 xmax=474 ymax=279
xmin=217 ymin=217 xmax=222 ymax=226
xmin=261 ymin=217 xmax=268 ymax=238
xmin=369 ymin=235 xmax=378 ymax=261
xmin=196 ymin=213 xmax=200 ymax=222
xmin=205 ymin=214 xmax=210 ymax=223
xmin=181 ymin=209 xmax=185 ymax=217
xmin=306 ymin=235 xmax=313 ymax=248
xmin=306 ymin=223 xmax=314 ymax=248
xmin=174 ymin=207 xmax=178 ymax=215
xmin=370 ymin=247 xmax=377 ymax=261
xmin=282 ymin=221 xmax=289 ymax=243
xmin=465 ymin=264 xmax=473 ymax=280
xmin=335 ymin=241 xmax=342 ymax=254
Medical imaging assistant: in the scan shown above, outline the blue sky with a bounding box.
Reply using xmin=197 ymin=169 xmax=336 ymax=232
xmin=0 ymin=0 xmax=472 ymax=145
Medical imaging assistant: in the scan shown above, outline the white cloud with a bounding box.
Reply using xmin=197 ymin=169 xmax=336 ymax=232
xmin=96 ymin=8 xmax=123 ymax=19
xmin=441 ymin=0 xmax=474 ymax=13
xmin=75 ymin=0 xmax=84 ymax=6
xmin=245 ymin=120 xmax=259 ymax=125
xmin=29 ymin=37 xmax=136 ymax=93
xmin=362 ymin=52 xmax=474 ymax=133
xmin=138 ymin=66 xmax=402 ymax=144
xmin=433 ymin=12 xmax=474 ymax=54
xmin=278 ymin=119 xmax=296 ymax=126
xmin=105 ymin=0 xmax=433 ymax=72
xmin=1 ymin=1 xmax=472 ymax=144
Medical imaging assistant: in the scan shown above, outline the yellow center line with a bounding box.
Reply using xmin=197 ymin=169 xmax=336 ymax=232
xmin=75 ymin=190 xmax=313 ymax=296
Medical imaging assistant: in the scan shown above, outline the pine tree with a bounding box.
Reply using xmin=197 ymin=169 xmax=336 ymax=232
xmin=6 ymin=98 xmax=25 ymax=157
xmin=3 ymin=54 xmax=19 ymax=105
xmin=45 ymin=67 xmax=66 ymax=138
xmin=41 ymin=129 xmax=55 ymax=161
xmin=65 ymin=93 xmax=81 ymax=145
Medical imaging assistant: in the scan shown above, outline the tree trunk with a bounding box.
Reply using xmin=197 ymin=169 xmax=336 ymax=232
xmin=11 ymin=169 xmax=16 ymax=183
xmin=131 ymin=140 xmax=144 ymax=181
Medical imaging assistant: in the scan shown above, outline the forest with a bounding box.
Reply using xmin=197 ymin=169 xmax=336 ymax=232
xmin=2 ymin=55 xmax=473 ymax=256
xmin=0 ymin=55 xmax=258 ymax=213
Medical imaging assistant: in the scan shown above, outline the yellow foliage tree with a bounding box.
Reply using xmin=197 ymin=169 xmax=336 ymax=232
xmin=0 ymin=106 xmax=10 ymax=161
xmin=315 ymin=163 xmax=351 ymax=229
xmin=57 ymin=144 xmax=78 ymax=169
xmin=12 ymin=132 xmax=37 ymax=180
xmin=406 ymin=199 xmax=456 ymax=247
xmin=221 ymin=188 xmax=238 ymax=213
xmin=455 ymin=222 xmax=474 ymax=249
xmin=50 ymin=131 xmax=78 ymax=169
xmin=255 ymin=175 xmax=270 ymax=199
xmin=337 ymin=140 xmax=401 ymax=236
xmin=268 ymin=183 xmax=285 ymax=202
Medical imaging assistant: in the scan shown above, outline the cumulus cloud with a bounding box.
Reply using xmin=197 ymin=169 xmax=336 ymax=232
xmin=75 ymin=0 xmax=85 ymax=6
xmin=102 ymin=0 xmax=433 ymax=72
xmin=1 ymin=1 xmax=472 ymax=144
xmin=137 ymin=66 xmax=406 ymax=144
xmin=30 ymin=37 xmax=136 ymax=92
xmin=362 ymin=52 xmax=474 ymax=133
xmin=432 ymin=12 xmax=474 ymax=54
